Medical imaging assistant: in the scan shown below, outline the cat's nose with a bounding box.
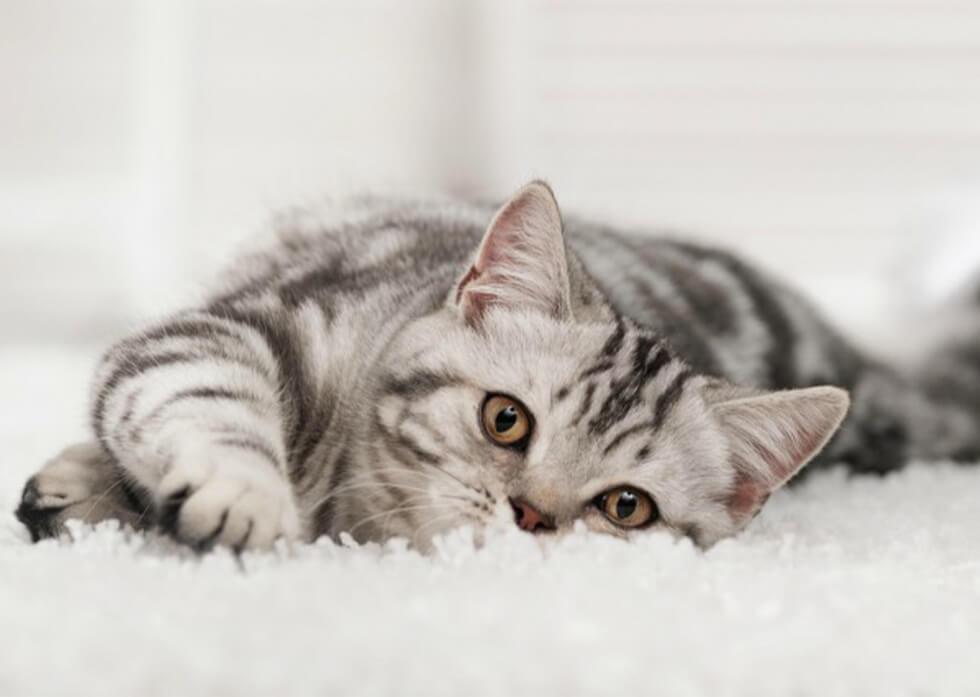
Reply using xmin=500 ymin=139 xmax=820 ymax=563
xmin=509 ymin=497 xmax=555 ymax=533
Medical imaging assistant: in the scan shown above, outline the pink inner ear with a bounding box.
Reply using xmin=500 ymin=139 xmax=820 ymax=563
xmin=718 ymin=385 xmax=850 ymax=522
xmin=455 ymin=182 xmax=569 ymax=323
xmin=454 ymin=201 xmax=529 ymax=320
xmin=755 ymin=437 xmax=802 ymax=483
xmin=727 ymin=420 xmax=822 ymax=518
xmin=479 ymin=206 xmax=524 ymax=266
xmin=455 ymin=263 xmax=500 ymax=323
xmin=729 ymin=474 xmax=770 ymax=518
xmin=472 ymin=205 xmax=540 ymax=289
xmin=454 ymin=265 xmax=480 ymax=304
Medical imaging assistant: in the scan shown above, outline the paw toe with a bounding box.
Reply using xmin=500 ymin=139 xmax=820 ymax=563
xmin=156 ymin=471 xmax=297 ymax=552
xmin=237 ymin=493 xmax=280 ymax=550
xmin=176 ymin=479 xmax=247 ymax=545
xmin=16 ymin=477 xmax=66 ymax=542
xmin=221 ymin=508 xmax=254 ymax=551
xmin=20 ymin=477 xmax=42 ymax=508
xmin=16 ymin=442 xmax=146 ymax=543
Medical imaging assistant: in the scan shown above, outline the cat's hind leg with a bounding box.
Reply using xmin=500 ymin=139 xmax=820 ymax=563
xmin=819 ymin=366 xmax=980 ymax=475
xmin=15 ymin=442 xmax=151 ymax=542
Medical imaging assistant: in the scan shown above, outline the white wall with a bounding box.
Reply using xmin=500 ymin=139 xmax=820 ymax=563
xmin=498 ymin=0 xmax=980 ymax=335
xmin=2 ymin=0 xmax=980 ymax=344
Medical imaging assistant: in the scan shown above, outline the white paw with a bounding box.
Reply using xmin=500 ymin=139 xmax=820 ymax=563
xmin=158 ymin=444 xmax=300 ymax=551
xmin=27 ymin=442 xmax=111 ymax=508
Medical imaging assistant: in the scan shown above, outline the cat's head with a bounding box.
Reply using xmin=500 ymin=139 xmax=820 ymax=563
xmin=355 ymin=181 xmax=849 ymax=549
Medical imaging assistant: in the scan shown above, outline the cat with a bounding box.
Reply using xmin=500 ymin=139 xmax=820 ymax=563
xmin=15 ymin=181 xmax=980 ymax=551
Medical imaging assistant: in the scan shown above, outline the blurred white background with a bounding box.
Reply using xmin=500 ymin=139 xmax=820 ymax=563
xmin=3 ymin=0 xmax=980 ymax=346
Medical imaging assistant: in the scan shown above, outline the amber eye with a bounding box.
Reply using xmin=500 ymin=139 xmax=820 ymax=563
xmin=481 ymin=394 xmax=532 ymax=448
xmin=596 ymin=487 xmax=658 ymax=528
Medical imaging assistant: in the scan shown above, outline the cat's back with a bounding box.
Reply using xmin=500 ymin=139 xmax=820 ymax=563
xmin=563 ymin=218 xmax=864 ymax=389
xmin=211 ymin=194 xmax=861 ymax=391
xmin=217 ymin=194 xmax=692 ymax=303
xmin=210 ymin=194 xmax=491 ymax=307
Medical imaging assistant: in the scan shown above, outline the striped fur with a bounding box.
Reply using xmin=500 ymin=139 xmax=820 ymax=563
xmin=16 ymin=182 xmax=980 ymax=550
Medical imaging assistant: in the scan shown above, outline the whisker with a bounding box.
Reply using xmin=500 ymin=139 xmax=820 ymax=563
xmin=348 ymin=461 xmax=486 ymax=499
xmin=308 ymin=478 xmax=474 ymax=514
xmin=374 ymin=491 xmax=483 ymax=538
xmin=78 ymin=476 xmax=127 ymax=523
xmin=315 ymin=466 xmax=443 ymax=498
xmin=134 ymin=499 xmax=155 ymax=528
xmin=412 ymin=509 xmax=482 ymax=549
xmin=418 ymin=460 xmax=474 ymax=490
xmin=347 ymin=501 xmax=463 ymax=538
xmin=307 ymin=466 xmax=481 ymax=511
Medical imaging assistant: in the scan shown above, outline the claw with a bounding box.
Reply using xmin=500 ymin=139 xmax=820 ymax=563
xmin=232 ymin=519 xmax=254 ymax=556
xmin=158 ymin=485 xmax=192 ymax=535
xmin=15 ymin=478 xmax=66 ymax=543
xmin=192 ymin=510 xmax=229 ymax=553
xmin=19 ymin=477 xmax=44 ymax=508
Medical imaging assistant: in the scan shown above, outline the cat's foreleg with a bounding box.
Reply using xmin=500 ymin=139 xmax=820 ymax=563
xmin=90 ymin=308 xmax=304 ymax=551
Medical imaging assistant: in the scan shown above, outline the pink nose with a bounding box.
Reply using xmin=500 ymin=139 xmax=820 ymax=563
xmin=510 ymin=498 xmax=555 ymax=533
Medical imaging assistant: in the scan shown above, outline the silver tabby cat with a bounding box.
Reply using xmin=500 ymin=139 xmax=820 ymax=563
xmin=17 ymin=182 xmax=980 ymax=551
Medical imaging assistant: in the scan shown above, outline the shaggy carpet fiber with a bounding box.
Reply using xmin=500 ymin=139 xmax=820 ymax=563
xmin=2 ymin=347 xmax=979 ymax=696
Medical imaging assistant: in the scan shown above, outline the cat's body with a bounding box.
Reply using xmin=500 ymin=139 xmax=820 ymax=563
xmin=17 ymin=183 xmax=980 ymax=550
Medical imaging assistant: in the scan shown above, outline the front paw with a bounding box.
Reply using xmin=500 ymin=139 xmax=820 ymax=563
xmin=16 ymin=442 xmax=148 ymax=542
xmin=157 ymin=448 xmax=300 ymax=552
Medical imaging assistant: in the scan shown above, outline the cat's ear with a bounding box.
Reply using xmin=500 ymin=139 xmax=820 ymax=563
xmin=712 ymin=386 xmax=850 ymax=523
xmin=454 ymin=180 xmax=572 ymax=324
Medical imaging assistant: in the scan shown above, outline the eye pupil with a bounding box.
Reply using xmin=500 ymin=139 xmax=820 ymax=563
xmin=481 ymin=395 xmax=532 ymax=448
xmin=615 ymin=492 xmax=638 ymax=519
xmin=597 ymin=487 xmax=657 ymax=528
xmin=495 ymin=406 xmax=518 ymax=433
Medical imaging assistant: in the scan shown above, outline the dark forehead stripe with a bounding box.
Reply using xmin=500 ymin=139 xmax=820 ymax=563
xmin=601 ymin=369 xmax=692 ymax=457
xmin=631 ymin=333 xmax=660 ymax=375
xmin=588 ymin=335 xmax=673 ymax=436
xmin=601 ymin=317 xmax=627 ymax=358
xmin=581 ymin=360 xmax=615 ymax=379
xmin=601 ymin=422 xmax=651 ymax=456
xmin=573 ymin=382 xmax=598 ymax=425
xmin=651 ymin=369 xmax=692 ymax=431
xmin=572 ymin=319 xmax=627 ymax=386
xmin=556 ymin=317 xmax=630 ymax=400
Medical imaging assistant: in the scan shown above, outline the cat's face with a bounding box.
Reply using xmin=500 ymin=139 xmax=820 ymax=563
xmin=350 ymin=182 xmax=849 ymax=550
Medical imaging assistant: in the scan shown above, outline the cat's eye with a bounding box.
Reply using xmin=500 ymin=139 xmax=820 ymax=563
xmin=481 ymin=394 xmax=532 ymax=448
xmin=595 ymin=487 xmax=658 ymax=528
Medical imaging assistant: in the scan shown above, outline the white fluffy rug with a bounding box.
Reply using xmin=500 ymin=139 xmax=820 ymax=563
xmin=2 ymin=347 xmax=979 ymax=697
